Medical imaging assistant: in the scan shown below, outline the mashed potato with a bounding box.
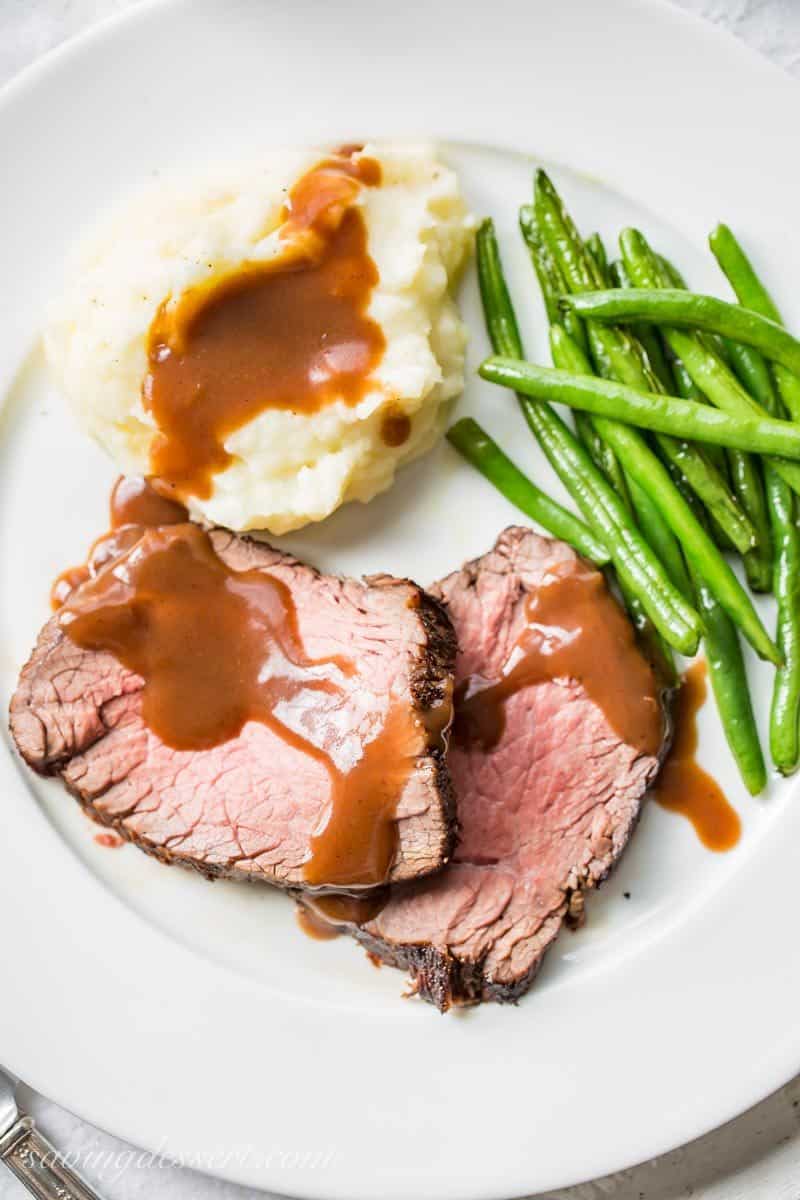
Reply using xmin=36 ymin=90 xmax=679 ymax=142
xmin=46 ymin=144 xmax=474 ymax=534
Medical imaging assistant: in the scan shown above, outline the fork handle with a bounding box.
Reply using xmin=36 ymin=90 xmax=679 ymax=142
xmin=0 ymin=1115 xmax=103 ymax=1200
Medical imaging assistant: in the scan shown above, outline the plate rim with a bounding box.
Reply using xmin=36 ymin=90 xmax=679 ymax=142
xmin=1 ymin=1 xmax=799 ymax=1196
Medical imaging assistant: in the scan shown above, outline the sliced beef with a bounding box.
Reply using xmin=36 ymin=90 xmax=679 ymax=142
xmin=340 ymin=527 xmax=669 ymax=1007
xmin=10 ymin=530 xmax=456 ymax=890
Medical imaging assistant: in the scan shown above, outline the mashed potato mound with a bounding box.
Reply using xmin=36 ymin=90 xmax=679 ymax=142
xmin=46 ymin=145 xmax=474 ymax=534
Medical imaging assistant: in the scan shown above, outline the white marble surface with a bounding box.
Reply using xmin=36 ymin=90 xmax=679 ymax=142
xmin=2 ymin=1 xmax=800 ymax=1197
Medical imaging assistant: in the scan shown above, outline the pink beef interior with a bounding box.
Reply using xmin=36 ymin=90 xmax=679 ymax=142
xmin=357 ymin=527 xmax=667 ymax=1006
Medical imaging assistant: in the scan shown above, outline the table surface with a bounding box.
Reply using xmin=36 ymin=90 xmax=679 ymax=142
xmin=2 ymin=1 xmax=800 ymax=1197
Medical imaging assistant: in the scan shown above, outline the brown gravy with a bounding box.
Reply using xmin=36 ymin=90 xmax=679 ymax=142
xmin=381 ymin=411 xmax=411 ymax=448
xmin=55 ymin=480 xmax=425 ymax=889
xmin=297 ymin=889 xmax=388 ymax=940
xmin=50 ymin=476 xmax=188 ymax=611
xmin=51 ymin=565 xmax=91 ymax=611
xmin=143 ymin=149 xmax=385 ymax=501
xmin=296 ymin=906 xmax=342 ymax=941
xmin=454 ymin=564 xmax=664 ymax=756
xmin=109 ymin=474 xmax=188 ymax=529
xmin=655 ymin=661 xmax=740 ymax=851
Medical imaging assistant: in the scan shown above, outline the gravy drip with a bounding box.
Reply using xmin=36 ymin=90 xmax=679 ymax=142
xmin=50 ymin=476 xmax=188 ymax=611
xmin=143 ymin=149 xmax=385 ymax=500
xmin=654 ymin=660 xmax=740 ymax=851
xmin=453 ymin=564 xmax=664 ymax=757
xmin=297 ymin=889 xmax=389 ymax=940
xmin=109 ymin=474 xmax=188 ymax=529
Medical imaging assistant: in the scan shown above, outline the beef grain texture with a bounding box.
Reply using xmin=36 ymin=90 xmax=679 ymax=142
xmin=10 ymin=531 xmax=457 ymax=890
xmin=349 ymin=527 xmax=669 ymax=1008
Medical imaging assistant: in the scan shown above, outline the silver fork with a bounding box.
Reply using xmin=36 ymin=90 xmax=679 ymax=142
xmin=0 ymin=1070 xmax=103 ymax=1199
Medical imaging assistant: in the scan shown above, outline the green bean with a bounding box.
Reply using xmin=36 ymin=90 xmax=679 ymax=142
xmin=689 ymin=566 xmax=767 ymax=794
xmin=586 ymin=232 xmax=610 ymax=284
xmin=660 ymin=454 xmax=764 ymax=785
xmin=608 ymin=259 xmax=676 ymax=393
xmin=655 ymin=330 xmax=778 ymax=574
xmin=617 ymin=238 xmax=800 ymax=502
xmin=519 ymin=206 xmax=588 ymax=354
xmin=479 ymin=357 xmax=800 ymax=460
xmin=476 ymin=218 xmax=701 ymax=653
xmin=651 ymin=326 xmax=800 ymax=496
xmin=520 ymin=208 xmax=628 ymax=500
xmin=571 ymin=410 xmax=632 ymax=508
xmin=546 ymin=327 xmax=779 ymax=664
xmin=665 ymin=346 xmax=733 ymax=550
xmin=655 ymin=436 xmax=755 ymax=557
xmin=709 ymin=223 xmax=800 ymax=423
xmin=706 ymin=229 xmax=800 ymax=769
xmin=477 ymin=220 xmax=525 ymax=361
xmin=549 ymin=325 xmax=689 ymax=600
xmin=597 ymin=278 xmax=756 ymax=556
xmin=708 ymin=225 xmax=780 ymax=321
xmin=728 ymin=453 xmax=772 ymax=591
xmin=657 ymin=255 xmax=686 ymax=289
xmin=767 ymin=468 xmax=800 ymax=773
xmin=565 ymin=288 xmax=800 ymax=378
xmin=722 ymin=340 xmax=779 ymax=586
xmin=601 ymin=422 xmax=777 ymax=662
xmin=625 ymin=475 xmax=691 ymax=596
xmin=664 ymin=337 xmax=706 ymax=403
xmin=447 ymin=418 xmax=609 ymax=564
xmin=642 ymin=255 xmax=734 ymax=480
xmin=668 ymin=458 xmax=766 ymax=790
xmin=620 ymin=229 xmax=773 ymax=590
xmin=533 ymin=171 xmax=707 ymax=581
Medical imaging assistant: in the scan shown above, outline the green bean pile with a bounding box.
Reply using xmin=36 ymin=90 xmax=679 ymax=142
xmin=450 ymin=170 xmax=800 ymax=792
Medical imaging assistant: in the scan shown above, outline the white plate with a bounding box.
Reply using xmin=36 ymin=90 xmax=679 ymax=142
xmin=1 ymin=1 xmax=799 ymax=1196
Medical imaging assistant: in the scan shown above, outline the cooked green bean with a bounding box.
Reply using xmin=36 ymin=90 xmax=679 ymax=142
xmin=479 ymin=357 xmax=800 ymax=460
xmin=655 ymin=436 xmax=755 ymax=557
xmin=447 ymin=418 xmax=609 ymax=564
xmin=727 ymin=451 xmax=772 ymax=591
xmin=709 ymin=223 xmax=800 ymax=423
xmin=552 ymin=325 xmax=691 ymax=598
xmin=664 ymin=456 xmax=766 ymax=789
xmin=689 ymin=566 xmax=767 ymax=794
xmin=571 ymin=410 xmax=631 ymax=508
xmin=647 ymin=323 xmax=800 ymax=497
xmin=520 ymin=208 xmax=628 ymax=500
xmin=519 ymin=206 xmax=588 ymax=354
xmin=626 ymin=476 xmax=691 ymax=596
xmin=565 ymin=288 xmax=800 ymax=377
xmin=618 ymin=232 xmax=800 ymax=504
xmin=586 ymin=232 xmax=609 ymax=284
xmin=722 ymin=340 xmax=777 ymax=590
xmin=767 ymin=468 xmax=800 ymax=773
xmin=623 ymin=238 xmax=753 ymax=501
xmin=476 ymin=218 xmax=701 ymax=653
xmin=620 ymin=229 xmax=773 ymax=590
xmin=706 ymin=230 xmax=800 ymax=769
xmin=598 ymin=274 xmax=756 ymax=556
xmin=547 ymin=327 xmax=779 ymax=664
xmin=533 ymin=171 xmax=713 ymax=580
xmin=608 ymin=258 xmax=676 ymax=394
